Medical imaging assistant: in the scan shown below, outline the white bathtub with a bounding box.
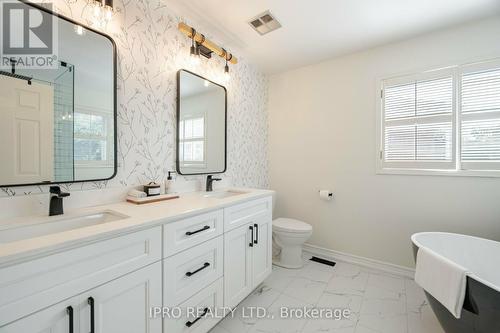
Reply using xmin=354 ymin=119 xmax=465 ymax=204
xmin=411 ymin=232 xmax=500 ymax=333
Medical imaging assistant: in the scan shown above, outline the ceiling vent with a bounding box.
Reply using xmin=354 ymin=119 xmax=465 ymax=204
xmin=248 ymin=11 xmax=281 ymax=35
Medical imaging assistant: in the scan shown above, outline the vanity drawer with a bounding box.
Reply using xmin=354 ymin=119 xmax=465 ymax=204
xmin=164 ymin=278 xmax=224 ymax=333
xmin=163 ymin=209 xmax=223 ymax=257
xmin=0 ymin=227 xmax=161 ymax=326
xmin=164 ymin=235 xmax=223 ymax=306
xmin=224 ymin=196 xmax=272 ymax=231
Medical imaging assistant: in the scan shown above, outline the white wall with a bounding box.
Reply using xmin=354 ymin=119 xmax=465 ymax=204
xmin=269 ymin=16 xmax=500 ymax=268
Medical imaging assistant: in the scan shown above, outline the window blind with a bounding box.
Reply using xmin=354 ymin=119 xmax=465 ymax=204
xmin=382 ymin=72 xmax=455 ymax=169
xmin=460 ymin=65 xmax=500 ymax=170
xmin=462 ymin=68 xmax=500 ymax=113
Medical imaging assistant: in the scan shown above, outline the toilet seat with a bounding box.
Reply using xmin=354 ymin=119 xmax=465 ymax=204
xmin=273 ymin=218 xmax=312 ymax=234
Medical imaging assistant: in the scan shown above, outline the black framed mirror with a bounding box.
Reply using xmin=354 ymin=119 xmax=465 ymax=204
xmin=0 ymin=0 xmax=117 ymax=187
xmin=176 ymin=70 xmax=227 ymax=175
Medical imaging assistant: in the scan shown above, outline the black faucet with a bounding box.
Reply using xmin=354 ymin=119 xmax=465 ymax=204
xmin=206 ymin=175 xmax=221 ymax=192
xmin=49 ymin=186 xmax=70 ymax=216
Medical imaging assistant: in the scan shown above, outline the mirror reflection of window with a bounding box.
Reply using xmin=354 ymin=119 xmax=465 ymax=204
xmin=72 ymin=107 xmax=114 ymax=180
xmin=180 ymin=116 xmax=206 ymax=165
xmin=74 ymin=112 xmax=112 ymax=162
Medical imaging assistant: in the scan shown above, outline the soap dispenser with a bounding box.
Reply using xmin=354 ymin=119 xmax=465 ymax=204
xmin=165 ymin=171 xmax=176 ymax=193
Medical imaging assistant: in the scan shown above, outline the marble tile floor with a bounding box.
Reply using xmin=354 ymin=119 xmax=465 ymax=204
xmin=210 ymin=256 xmax=444 ymax=333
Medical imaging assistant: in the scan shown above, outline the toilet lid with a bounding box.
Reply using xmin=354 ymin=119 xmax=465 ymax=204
xmin=273 ymin=218 xmax=312 ymax=233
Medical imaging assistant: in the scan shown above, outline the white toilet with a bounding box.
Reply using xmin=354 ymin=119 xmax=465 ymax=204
xmin=272 ymin=218 xmax=313 ymax=269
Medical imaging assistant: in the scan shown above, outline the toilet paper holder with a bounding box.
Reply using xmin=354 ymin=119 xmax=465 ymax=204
xmin=318 ymin=190 xmax=334 ymax=200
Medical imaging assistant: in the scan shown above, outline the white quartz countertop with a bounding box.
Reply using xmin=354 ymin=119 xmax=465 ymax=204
xmin=0 ymin=188 xmax=274 ymax=267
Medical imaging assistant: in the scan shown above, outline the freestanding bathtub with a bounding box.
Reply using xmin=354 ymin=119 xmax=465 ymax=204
xmin=411 ymin=232 xmax=500 ymax=333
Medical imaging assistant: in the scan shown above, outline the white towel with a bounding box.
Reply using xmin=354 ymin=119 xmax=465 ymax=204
xmin=414 ymin=246 xmax=469 ymax=318
xmin=127 ymin=189 xmax=147 ymax=198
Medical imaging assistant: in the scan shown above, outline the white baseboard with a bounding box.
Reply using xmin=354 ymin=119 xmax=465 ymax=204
xmin=303 ymin=243 xmax=415 ymax=279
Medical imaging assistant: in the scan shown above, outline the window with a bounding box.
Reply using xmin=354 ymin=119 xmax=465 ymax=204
xmin=460 ymin=63 xmax=500 ymax=171
xmin=73 ymin=109 xmax=114 ymax=165
xmin=378 ymin=59 xmax=500 ymax=176
xmin=179 ymin=116 xmax=206 ymax=165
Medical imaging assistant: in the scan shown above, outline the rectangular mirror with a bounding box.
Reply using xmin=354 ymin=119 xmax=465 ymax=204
xmin=177 ymin=70 xmax=226 ymax=175
xmin=0 ymin=1 xmax=116 ymax=187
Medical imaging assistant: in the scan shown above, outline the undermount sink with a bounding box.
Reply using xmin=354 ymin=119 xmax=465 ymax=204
xmin=0 ymin=211 xmax=128 ymax=244
xmin=203 ymin=190 xmax=248 ymax=199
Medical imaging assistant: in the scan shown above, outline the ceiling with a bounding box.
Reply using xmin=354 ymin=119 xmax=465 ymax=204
xmin=165 ymin=0 xmax=500 ymax=74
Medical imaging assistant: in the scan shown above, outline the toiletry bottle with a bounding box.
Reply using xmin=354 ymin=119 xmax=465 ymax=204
xmin=165 ymin=171 xmax=176 ymax=193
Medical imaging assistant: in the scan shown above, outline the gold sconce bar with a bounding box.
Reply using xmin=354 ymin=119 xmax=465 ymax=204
xmin=178 ymin=22 xmax=238 ymax=65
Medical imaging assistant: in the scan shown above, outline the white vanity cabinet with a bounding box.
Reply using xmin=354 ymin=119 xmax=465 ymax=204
xmin=162 ymin=209 xmax=225 ymax=332
xmin=1 ymin=262 xmax=162 ymax=333
xmin=0 ymin=227 xmax=162 ymax=326
xmin=223 ymin=217 xmax=272 ymax=308
xmin=251 ymin=217 xmax=273 ymax=287
xmin=163 ymin=236 xmax=224 ymax=307
xmin=77 ymin=262 xmax=162 ymax=333
xmin=163 ymin=196 xmax=273 ymax=332
xmin=223 ymin=197 xmax=273 ymax=308
xmin=1 ymin=293 xmax=80 ymax=333
xmin=163 ymin=210 xmax=223 ymax=257
xmin=223 ymin=223 xmax=253 ymax=308
xmin=164 ymin=278 xmax=224 ymax=333
xmin=0 ymin=192 xmax=273 ymax=333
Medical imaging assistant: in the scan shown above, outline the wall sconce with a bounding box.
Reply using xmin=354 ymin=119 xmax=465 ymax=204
xmin=90 ymin=0 xmax=114 ymax=28
xmin=178 ymin=22 xmax=237 ymax=80
xmin=221 ymin=48 xmax=231 ymax=80
xmin=189 ymin=28 xmax=200 ymax=66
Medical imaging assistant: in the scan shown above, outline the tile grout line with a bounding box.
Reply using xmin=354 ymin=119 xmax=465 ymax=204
xmin=404 ymin=279 xmax=411 ymax=333
xmin=299 ymin=259 xmax=351 ymax=333
xmin=353 ymin=270 xmax=371 ymax=332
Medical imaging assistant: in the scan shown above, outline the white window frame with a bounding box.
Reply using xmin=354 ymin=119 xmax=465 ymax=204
xmin=179 ymin=113 xmax=207 ymax=168
xmin=73 ymin=105 xmax=114 ymax=168
xmin=376 ymin=58 xmax=500 ymax=178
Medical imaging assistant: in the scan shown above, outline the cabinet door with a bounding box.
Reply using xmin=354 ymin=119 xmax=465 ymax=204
xmin=252 ymin=218 xmax=272 ymax=288
xmin=1 ymin=297 xmax=78 ymax=333
xmin=79 ymin=262 xmax=162 ymax=333
xmin=223 ymin=223 xmax=253 ymax=308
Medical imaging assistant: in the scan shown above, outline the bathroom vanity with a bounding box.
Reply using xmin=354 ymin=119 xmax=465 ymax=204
xmin=0 ymin=189 xmax=273 ymax=333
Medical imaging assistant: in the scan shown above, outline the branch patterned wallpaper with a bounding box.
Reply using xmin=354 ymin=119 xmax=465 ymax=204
xmin=0 ymin=0 xmax=269 ymax=197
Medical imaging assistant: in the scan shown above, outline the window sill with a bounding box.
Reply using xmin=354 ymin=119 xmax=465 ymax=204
xmin=376 ymin=167 xmax=500 ymax=178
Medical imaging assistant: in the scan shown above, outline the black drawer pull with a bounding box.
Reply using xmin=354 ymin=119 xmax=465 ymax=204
xmin=66 ymin=306 xmax=74 ymax=333
xmin=186 ymin=225 xmax=210 ymax=236
xmin=249 ymin=226 xmax=254 ymax=247
xmin=186 ymin=262 xmax=210 ymax=277
xmin=88 ymin=297 xmax=95 ymax=333
xmin=254 ymin=223 xmax=258 ymax=244
xmin=185 ymin=307 xmax=209 ymax=327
